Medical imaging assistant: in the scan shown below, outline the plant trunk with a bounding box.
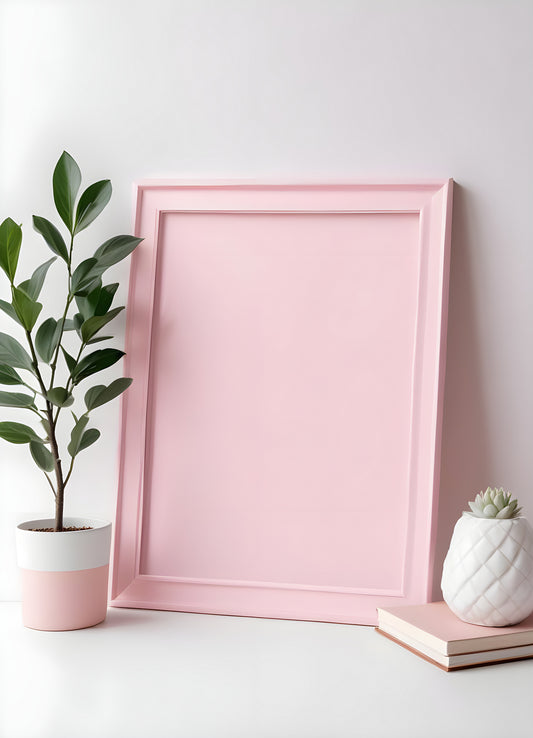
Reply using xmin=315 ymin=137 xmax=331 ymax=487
xmin=54 ymin=472 xmax=65 ymax=532
xmin=47 ymin=406 xmax=64 ymax=532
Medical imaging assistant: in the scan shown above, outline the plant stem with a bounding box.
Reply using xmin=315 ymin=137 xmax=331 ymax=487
xmin=24 ymin=329 xmax=65 ymax=531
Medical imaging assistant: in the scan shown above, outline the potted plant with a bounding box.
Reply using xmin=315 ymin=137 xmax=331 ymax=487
xmin=0 ymin=151 xmax=141 ymax=630
xmin=441 ymin=487 xmax=533 ymax=626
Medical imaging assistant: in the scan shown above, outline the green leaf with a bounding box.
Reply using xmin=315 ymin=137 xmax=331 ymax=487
xmin=74 ymin=180 xmax=112 ymax=234
xmin=11 ymin=287 xmax=43 ymax=332
xmin=67 ymin=414 xmax=89 ymax=457
xmin=46 ymin=387 xmax=74 ymax=407
xmin=41 ymin=417 xmax=51 ymax=440
xmin=73 ymin=313 xmax=84 ymax=332
xmin=30 ymin=440 xmax=55 ymax=472
xmin=0 ymin=364 xmax=24 ymax=385
xmin=78 ymin=428 xmax=100 ymax=452
xmin=53 ymin=151 xmax=81 ymax=233
xmin=0 ymin=390 xmax=35 ymax=408
xmin=93 ymin=235 xmax=142 ymax=270
xmin=0 ymin=332 xmax=35 ymax=372
xmin=32 ymin=216 xmax=69 ymax=262
xmin=0 ymin=299 xmax=22 ymax=325
xmin=86 ymin=335 xmax=113 ymax=345
xmin=76 ymin=281 xmax=118 ymax=320
xmin=0 ymin=421 xmax=40 ymax=444
xmin=81 ymin=306 xmax=124 ymax=343
xmin=0 ymin=217 xmax=23 ymax=282
xmin=35 ymin=318 xmax=61 ymax=364
xmin=85 ymin=377 xmax=132 ymax=411
xmin=61 ymin=318 xmax=77 ymax=331
xmin=71 ymin=258 xmax=100 ymax=294
xmin=18 ymin=257 xmax=57 ymax=301
xmin=74 ymin=277 xmax=102 ymax=298
xmin=61 ymin=346 xmax=77 ymax=374
xmin=72 ymin=348 xmax=124 ymax=385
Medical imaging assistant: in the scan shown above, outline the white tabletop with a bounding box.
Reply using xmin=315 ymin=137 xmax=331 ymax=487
xmin=0 ymin=603 xmax=531 ymax=738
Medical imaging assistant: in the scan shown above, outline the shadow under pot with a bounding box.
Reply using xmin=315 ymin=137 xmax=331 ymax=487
xmin=15 ymin=517 xmax=112 ymax=631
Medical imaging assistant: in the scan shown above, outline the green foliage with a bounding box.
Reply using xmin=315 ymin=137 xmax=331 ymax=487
xmin=46 ymin=387 xmax=74 ymax=408
xmin=85 ymin=377 xmax=132 ymax=411
xmin=0 ymin=391 xmax=35 ymax=408
xmin=0 ymin=151 xmax=141 ymax=528
xmin=11 ymin=286 xmax=43 ymax=332
xmin=33 ymin=217 xmax=69 ymax=262
xmin=0 ymin=333 xmax=35 ymax=373
xmin=52 ymin=151 xmax=81 ymax=233
xmin=35 ymin=318 xmax=62 ymax=364
xmin=0 ymin=218 xmax=23 ymax=282
xmin=30 ymin=440 xmax=55 ymax=472
xmin=71 ymin=348 xmax=125 ymax=385
xmin=74 ymin=180 xmax=112 ymax=234
xmin=0 ymin=364 xmax=24 ymax=385
xmin=0 ymin=421 xmax=41 ymax=444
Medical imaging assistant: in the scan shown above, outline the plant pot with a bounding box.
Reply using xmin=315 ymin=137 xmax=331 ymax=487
xmin=441 ymin=514 xmax=533 ymax=627
xmin=16 ymin=517 xmax=112 ymax=631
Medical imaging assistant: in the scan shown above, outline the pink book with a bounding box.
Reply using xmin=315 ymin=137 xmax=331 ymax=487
xmin=376 ymin=601 xmax=533 ymax=656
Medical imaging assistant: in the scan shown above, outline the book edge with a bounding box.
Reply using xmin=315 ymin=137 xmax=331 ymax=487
xmin=375 ymin=628 xmax=533 ymax=671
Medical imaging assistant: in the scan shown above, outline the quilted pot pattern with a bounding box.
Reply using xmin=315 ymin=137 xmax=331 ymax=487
xmin=441 ymin=515 xmax=533 ymax=626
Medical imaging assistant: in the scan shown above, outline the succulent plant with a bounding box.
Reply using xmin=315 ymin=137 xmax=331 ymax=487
xmin=466 ymin=487 xmax=522 ymax=519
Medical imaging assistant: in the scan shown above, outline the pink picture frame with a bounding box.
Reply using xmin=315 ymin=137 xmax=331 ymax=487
xmin=110 ymin=181 xmax=453 ymax=625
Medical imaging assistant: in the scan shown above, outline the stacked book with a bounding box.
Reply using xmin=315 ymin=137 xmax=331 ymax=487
xmin=376 ymin=601 xmax=533 ymax=671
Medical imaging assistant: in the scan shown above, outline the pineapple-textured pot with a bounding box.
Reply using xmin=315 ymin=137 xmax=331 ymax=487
xmin=16 ymin=517 xmax=112 ymax=631
xmin=441 ymin=514 xmax=533 ymax=627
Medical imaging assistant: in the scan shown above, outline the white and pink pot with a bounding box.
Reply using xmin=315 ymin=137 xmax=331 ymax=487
xmin=16 ymin=517 xmax=112 ymax=631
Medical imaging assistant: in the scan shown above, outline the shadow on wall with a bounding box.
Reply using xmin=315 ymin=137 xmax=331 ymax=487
xmin=432 ymin=183 xmax=492 ymax=600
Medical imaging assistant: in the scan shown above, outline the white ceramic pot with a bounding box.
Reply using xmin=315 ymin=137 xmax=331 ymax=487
xmin=441 ymin=514 xmax=533 ymax=626
xmin=16 ymin=517 xmax=112 ymax=631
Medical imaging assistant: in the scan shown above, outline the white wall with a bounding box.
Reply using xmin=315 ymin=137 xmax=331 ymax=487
xmin=1 ymin=0 xmax=532 ymax=599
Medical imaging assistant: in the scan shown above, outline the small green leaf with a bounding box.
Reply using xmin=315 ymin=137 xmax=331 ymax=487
xmin=67 ymin=414 xmax=89 ymax=457
xmin=18 ymin=257 xmax=57 ymax=301
xmin=0 ymin=390 xmax=35 ymax=408
xmin=86 ymin=335 xmax=113 ymax=345
xmin=81 ymin=306 xmax=124 ymax=343
xmin=0 ymin=299 xmax=22 ymax=325
xmin=71 ymin=258 xmax=100 ymax=294
xmin=74 ymin=180 xmax=112 ymax=234
xmin=61 ymin=346 xmax=77 ymax=374
xmin=0 ymin=332 xmax=35 ymax=372
xmin=35 ymin=318 xmax=61 ymax=364
xmin=85 ymin=377 xmax=132 ymax=411
xmin=0 ymin=421 xmax=41 ymax=444
xmin=46 ymin=387 xmax=74 ymax=407
xmin=62 ymin=319 xmax=77 ymax=331
xmin=74 ymin=277 xmax=102 ymax=298
xmin=0 ymin=217 xmax=23 ymax=282
xmin=78 ymin=428 xmax=100 ymax=452
xmin=41 ymin=417 xmax=51 ymax=440
xmin=32 ymin=216 xmax=69 ymax=262
xmin=0 ymin=364 xmax=24 ymax=385
xmin=29 ymin=440 xmax=55 ymax=472
xmin=72 ymin=348 xmax=125 ymax=384
xmin=53 ymin=152 xmax=81 ymax=233
xmin=11 ymin=286 xmax=43 ymax=332
xmin=76 ymin=281 xmax=118 ymax=320
xmin=93 ymin=235 xmax=142 ymax=270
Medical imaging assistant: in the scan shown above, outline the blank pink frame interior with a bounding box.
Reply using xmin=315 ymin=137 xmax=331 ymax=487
xmin=111 ymin=181 xmax=453 ymax=625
